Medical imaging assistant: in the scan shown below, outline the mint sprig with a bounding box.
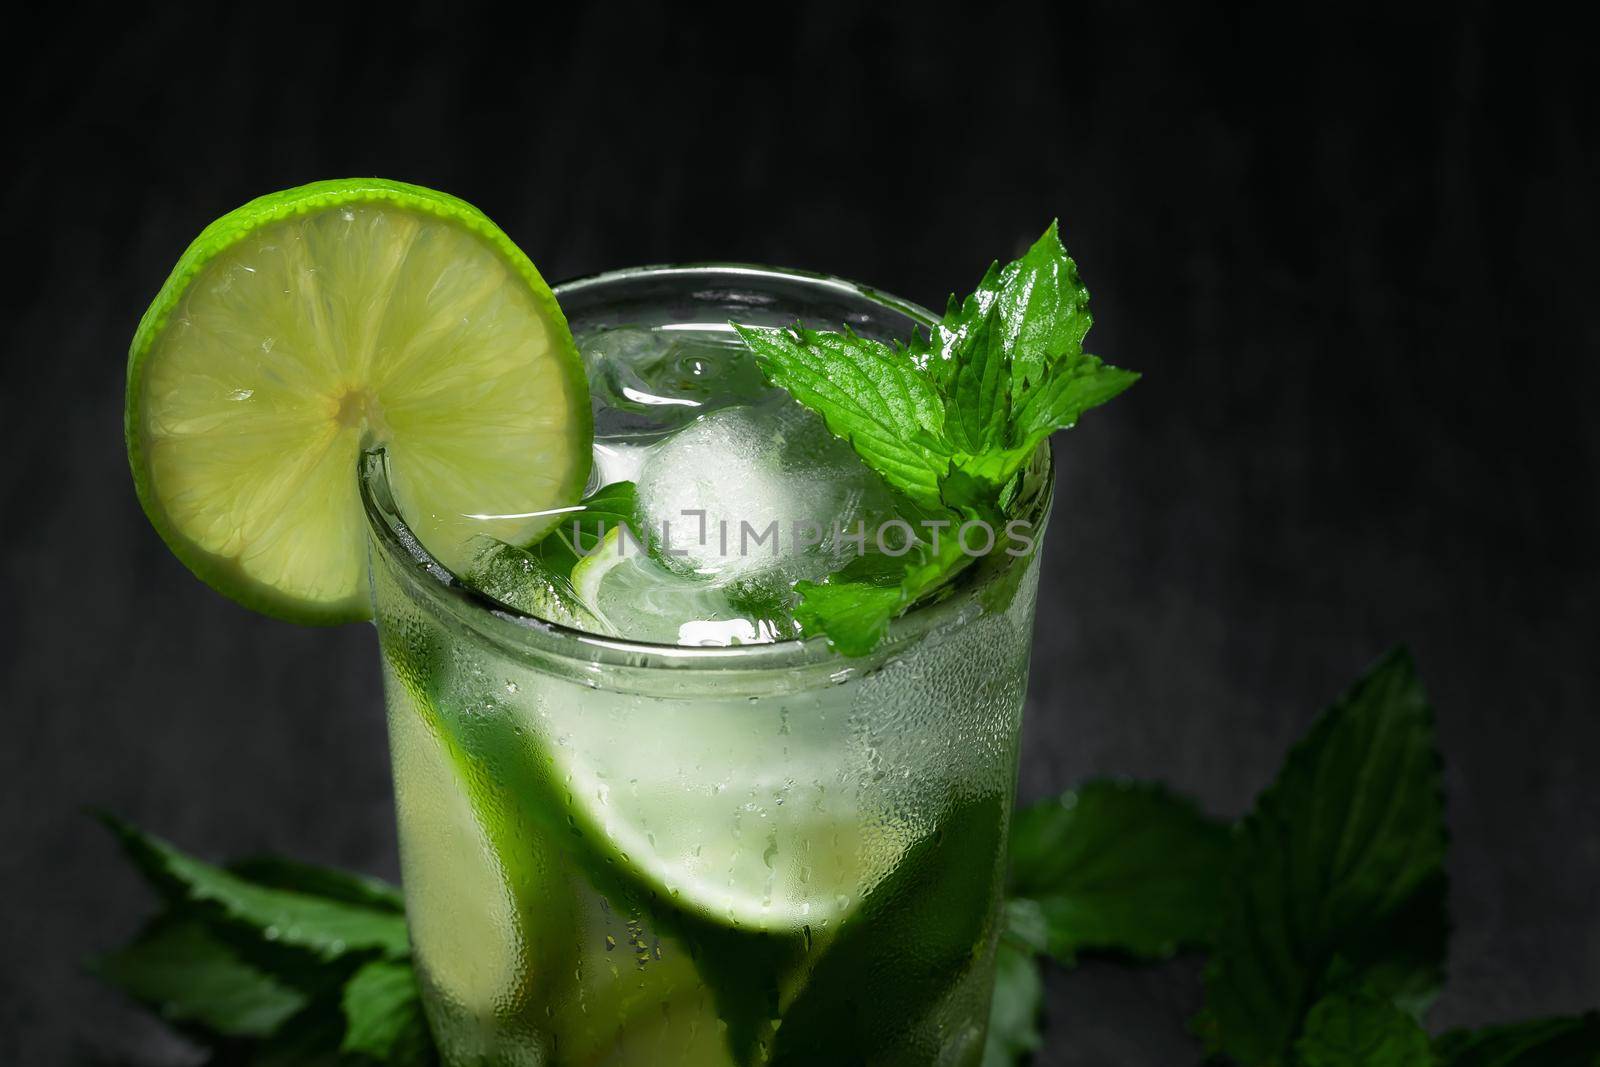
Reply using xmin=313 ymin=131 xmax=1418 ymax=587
xmin=93 ymin=816 xmax=433 ymax=1066
xmin=993 ymin=649 xmax=1597 ymax=1066
xmin=735 ymin=222 xmax=1138 ymax=655
xmin=1195 ymin=648 xmax=1449 ymax=1061
xmin=98 ymin=813 xmax=411 ymax=962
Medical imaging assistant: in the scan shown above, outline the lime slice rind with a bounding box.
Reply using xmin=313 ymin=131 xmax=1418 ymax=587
xmin=127 ymin=178 xmax=591 ymax=624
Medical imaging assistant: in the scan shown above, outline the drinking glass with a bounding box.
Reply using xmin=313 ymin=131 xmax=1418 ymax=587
xmin=361 ymin=265 xmax=1051 ymax=1066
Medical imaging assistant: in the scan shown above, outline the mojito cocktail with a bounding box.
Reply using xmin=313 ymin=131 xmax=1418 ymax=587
xmin=365 ymin=267 xmax=1048 ymax=1064
xmin=124 ymin=180 xmax=1132 ymax=1066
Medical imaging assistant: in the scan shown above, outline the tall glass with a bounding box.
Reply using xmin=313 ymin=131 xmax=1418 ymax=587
xmin=361 ymin=266 xmax=1051 ymax=1066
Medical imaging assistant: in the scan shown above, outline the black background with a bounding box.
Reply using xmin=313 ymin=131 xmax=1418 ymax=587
xmin=3 ymin=3 xmax=1597 ymax=1064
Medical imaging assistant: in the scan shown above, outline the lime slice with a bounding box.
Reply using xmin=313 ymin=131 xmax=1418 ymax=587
xmin=527 ymin=690 xmax=905 ymax=936
xmin=127 ymin=178 xmax=590 ymax=623
xmin=559 ymin=532 xmax=909 ymax=932
xmin=386 ymin=660 xmax=523 ymax=1017
xmin=382 ymin=630 xmax=577 ymax=1059
xmin=387 ymin=623 xmax=733 ymax=1064
xmin=570 ymin=527 xmax=772 ymax=645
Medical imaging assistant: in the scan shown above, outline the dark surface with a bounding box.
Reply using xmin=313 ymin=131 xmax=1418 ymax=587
xmin=3 ymin=3 xmax=1597 ymax=1064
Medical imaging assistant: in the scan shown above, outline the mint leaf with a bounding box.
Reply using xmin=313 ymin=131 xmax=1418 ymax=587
xmin=93 ymin=916 xmax=308 ymax=1037
xmin=1007 ymin=353 xmax=1140 ymax=453
xmin=994 ymin=220 xmax=1094 ymax=395
xmin=97 ymin=817 xmax=437 ymax=1064
xmin=939 ymin=277 xmax=1010 ymax=454
xmin=1194 ymin=648 xmax=1448 ymax=1065
xmin=1296 ymin=991 xmax=1434 ymax=1066
xmin=1435 ymin=1013 xmax=1600 ymax=1066
xmin=99 ymin=814 xmax=410 ymax=962
xmin=915 ymin=221 xmax=1126 ymax=469
xmin=1007 ymin=780 xmax=1231 ymax=963
xmin=341 ymin=959 xmax=434 ymax=1065
xmin=790 ymin=579 xmax=904 ymax=656
xmin=983 ymin=938 xmax=1046 ymax=1067
xmin=522 ymin=479 xmax=638 ymax=573
xmin=228 ymin=856 xmax=404 ymax=913
xmin=789 ymin=503 xmax=985 ymax=656
xmin=249 ymin=1003 xmax=363 ymax=1066
xmin=733 ymin=324 xmax=951 ymax=510
xmin=736 ymin=223 xmax=1135 ymax=654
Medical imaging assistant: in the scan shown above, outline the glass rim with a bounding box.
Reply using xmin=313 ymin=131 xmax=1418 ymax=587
xmin=358 ymin=262 xmax=1053 ymax=674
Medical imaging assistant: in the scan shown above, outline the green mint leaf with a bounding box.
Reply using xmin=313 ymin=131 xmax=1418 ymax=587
xmin=734 ymin=323 xmax=951 ymax=510
xmin=919 ymin=221 xmax=1100 ymax=456
xmin=982 ymin=938 xmax=1046 ymax=1067
xmin=943 ymin=284 xmax=1009 ymax=454
xmin=92 ymin=916 xmax=308 ymax=1038
xmin=1296 ymin=990 xmax=1435 ymax=1067
xmin=916 ymin=221 xmax=1135 ymax=491
xmin=1006 ymin=780 xmax=1231 ymax=963
xmin=914 ymin=222 xmax=1090 ymax=395
xmin=249 ymin=1002 xmax=364 ymax=1066
xmin=1435 ymin=1012 xmax=1600 ymax=1066
xmin=341 ymin=959 xmax=435 ymax=1065
xmin=227 ymin=856 xmax=404 ymax=914
xmin=523 ymin=479 xmax=638 ymax=573
xmin=791 ymin=579 xmax=903 ymax=656
xmin=994 ymin=220 xmax=1094 ymax=394
xmin=1009 ymin=353 xmax=1141 ymax=446
xmin=790 ymin=504 xmax=984 ymax=656
xmin=944 ymin=352 xmax=1136 ymax=495
xmin=99 ymin=814 xmax=410 ymax=962
xmin=1194 ymin=647 xmax=1448 ymax=1065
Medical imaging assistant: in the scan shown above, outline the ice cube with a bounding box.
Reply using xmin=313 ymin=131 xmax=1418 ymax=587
xmin=580 ymin=326 xmax=777 ymax=440
xmin=635 ymin=399 xmax=898 ymax=587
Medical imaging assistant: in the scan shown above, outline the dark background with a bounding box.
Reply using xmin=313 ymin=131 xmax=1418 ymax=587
xmin=3 ymin=3 xmax=1596 ymax=1063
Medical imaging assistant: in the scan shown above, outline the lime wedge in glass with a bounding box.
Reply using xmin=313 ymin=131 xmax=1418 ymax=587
xmin=545 ymin=707 xmax=895 ymax=934
xmin=570 ymin=526 xmax=781 ymax=645
xmin=126 ymin=178 xmax=590 ymax=623
xmin=381 ymin=627 xmax=583 ymax=1058
xmin=384 ymin=658 xmax=528 ymax=1019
